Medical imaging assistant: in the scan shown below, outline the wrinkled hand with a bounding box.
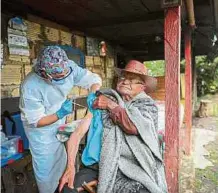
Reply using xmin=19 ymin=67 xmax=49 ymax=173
xmin=59 ymin=167 xmax=75 ymax=192
xmin=56 ymin=99 xmax=73 ymax=119
xmin=93 ymin=95 xmax=118 ymax=110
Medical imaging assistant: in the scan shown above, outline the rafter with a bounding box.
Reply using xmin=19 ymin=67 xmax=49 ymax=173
xmin=73 ymin=11 xmax=164 ymax=28
xmin=115 ymin=34 xmax=164 ymax=44
xmin=134 ymin=54 xmax=164 ymax=62
xmin=212 ymin=0 xmax=218 ymax=31
xmin=54 ymin=0 xmax=106 ymax=19
xmin=107 ymin=0 xmax=127 ymax=15
xmin=123 ymin=42 xmax=164 ymax=51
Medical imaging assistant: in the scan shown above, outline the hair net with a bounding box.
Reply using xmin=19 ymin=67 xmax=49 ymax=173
xmin=34 ymin=46 xmax=70 ymax=76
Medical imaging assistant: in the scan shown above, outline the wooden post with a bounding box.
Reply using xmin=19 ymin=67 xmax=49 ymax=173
xmin=192 ymin=42 xmax=197 ymax=113
xmin=184 ymin=27 xmax=192 ymax=155
xmin=164 ymin=6 xmax=181 ymax=193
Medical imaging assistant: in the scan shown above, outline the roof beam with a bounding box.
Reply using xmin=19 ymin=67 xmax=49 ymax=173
xmin=73 ymin=11 xmax=164 ymax=28
xmin=134 ymin=54 xmax=164 ymax=62
xmin=212 ymin=0 xmax=218 ymax=32
xmin=194 ymin=0 xmax=210 ymax=6
xmin=107 ymin=0 xmax=127 ymax=15
xmin=1 ymin=0 xmax=76 ymax=25
xmin=196 ymin=21 xmax=214 ymax=28
xmin=113 ymin=34 xmax=164 ymax=44
xmin=131 ymin=50 xmax=163 ymax=57
xmin=126 ymin=50 xmax=149 ymax=55
xmin=123 ymin=42 xmax=164 ymax=51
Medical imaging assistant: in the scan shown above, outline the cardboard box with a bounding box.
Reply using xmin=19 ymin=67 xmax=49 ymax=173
xmin=8 ymin=55 xmax=24 ymax=62
xmin=45 ymin=27 xmax=59 ymax=42
xmin=1 ymin=65 xmax=22 ymax=85
xmin=27 ymin=14 xmax=70 ymax=32
xmin=107 ymin=57 xmax=115 ymax=67
xmin=11 ymin=87 xmax=20 ymax=97
xmin=1 ymin=85 xmax=20 ymax=98
xmin=101 ymin=72 xmax=106 ymax=78
xmin=92 ymin=67 xmax=103 ymax=76
xmin=85 ymin=56 xmax=94 ymax=67
xmin=102 ymin=80 xmax=107 ymax=88
xmin=106 ymin=79 xmax=113 ymax=88
xmin=26 ymin=21 xmax=41 ymax=41
xmin=60 ymin=31 xmax=72 ymax=45
xmin=24 ymin=65 xmax=33 ymax=76
xmin=93 ymin=56 xmax=101 ymax=66
xmin=76 ymin=108 xmax=87 ymax=119
xmin=106 ymin=67 xmax=114 ymax=78
xmin=80 ymin=88 xmax=89 ymax=96
xmin=87 ymin=67 xmax=93 ymax=72
xmin=74 ymin=35 xmax=85 ymax=52
xmin=70 ymin=86 xmax=80 ymax=96
xmin=65 ymin=113 xmax=75 ymax=123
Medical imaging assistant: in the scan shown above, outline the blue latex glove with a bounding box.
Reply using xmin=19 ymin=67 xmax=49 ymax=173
xmin=56 ymin=99 xmax=73 ymax=119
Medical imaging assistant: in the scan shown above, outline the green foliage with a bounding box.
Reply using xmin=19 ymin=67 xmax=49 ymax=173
xmin=144 ymin=52 xmax=218 ymax=97
xmin=196 ymin=56 xmax=218 ymax=96
xmin=180 ymin=59 xmax=185 ymax=73
xmin=144 ymin=60 xmax=165 ymax=76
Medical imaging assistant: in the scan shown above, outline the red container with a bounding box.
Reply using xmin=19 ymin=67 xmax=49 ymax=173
xmin=18 ymin=138 xmax=24 ymax=153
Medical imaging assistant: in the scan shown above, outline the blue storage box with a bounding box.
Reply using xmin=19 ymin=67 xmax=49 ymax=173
xmin=4 ymin=113 xmax=29 ymax=149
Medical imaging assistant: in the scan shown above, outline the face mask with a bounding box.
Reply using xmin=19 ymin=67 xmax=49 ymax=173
xmin=50 ymin=67 xmax=72 ymax=85
xmin=51 ymin=78 xmax=66 ymax=85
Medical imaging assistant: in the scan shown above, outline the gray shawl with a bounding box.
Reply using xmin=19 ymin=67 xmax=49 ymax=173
xmin=97 ymin=89 xmax=168 ymax=193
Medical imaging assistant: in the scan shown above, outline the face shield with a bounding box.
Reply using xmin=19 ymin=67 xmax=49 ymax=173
xmin=48 ymin=67 xmax=73 ymax=85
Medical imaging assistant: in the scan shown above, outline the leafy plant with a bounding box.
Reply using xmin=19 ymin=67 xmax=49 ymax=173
xmin=196 ymin=56 xmax=218 ymax=96
xmin=143 ymin=51 xmax=218 ymax=97
xmin=144 ymin=60 xmax=165 ymax=76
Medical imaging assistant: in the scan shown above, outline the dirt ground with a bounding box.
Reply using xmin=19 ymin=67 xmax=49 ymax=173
xmin=193 ymin=117 xmax=218 ymax=193
xmin=179 ymin=93 xmax=218 ymax=193
xmin=179 ymin=116 xmax=218 ymax=193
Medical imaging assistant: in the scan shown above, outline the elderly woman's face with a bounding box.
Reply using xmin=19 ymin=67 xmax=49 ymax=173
xmin=116 ymin=72 xmax=145 ymax=98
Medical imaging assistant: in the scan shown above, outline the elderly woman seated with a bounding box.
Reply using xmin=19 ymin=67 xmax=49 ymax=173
xmin=59 ymin=60 xmax=168 ymax=193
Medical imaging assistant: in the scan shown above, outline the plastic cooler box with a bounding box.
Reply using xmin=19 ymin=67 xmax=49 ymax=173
xmin=4 ymin=113 xmax=29 ymax=149
xmin=1 ymin=136 xmax=21 ymax=166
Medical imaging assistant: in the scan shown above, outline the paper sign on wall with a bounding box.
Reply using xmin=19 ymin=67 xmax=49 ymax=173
xmin=7 ymin=17 xmax=30 ymax=58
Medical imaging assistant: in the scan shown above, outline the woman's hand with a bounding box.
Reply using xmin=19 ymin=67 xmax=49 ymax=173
xmin=59 ymin=166 xmax=75 ymax=192
xmin=93 ymin=95 xmax=118 ymax=110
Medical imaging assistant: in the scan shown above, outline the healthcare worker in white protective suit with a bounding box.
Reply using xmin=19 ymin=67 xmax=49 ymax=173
xmin=19 ymin=46 xmax=102 ymax=193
